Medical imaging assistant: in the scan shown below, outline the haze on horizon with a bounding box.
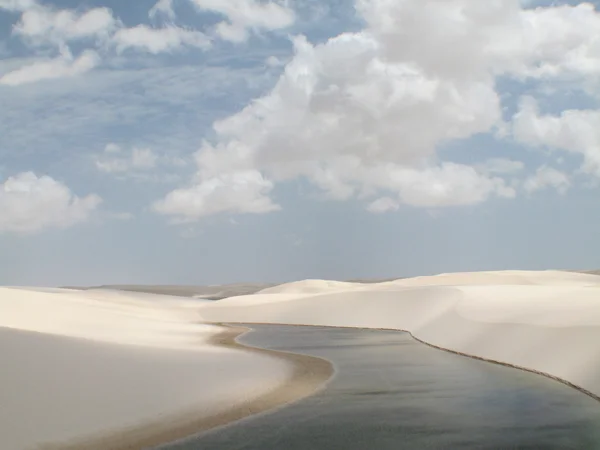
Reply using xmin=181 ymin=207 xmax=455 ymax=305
xmin=2 ymin=0 xmax=600 ymax=287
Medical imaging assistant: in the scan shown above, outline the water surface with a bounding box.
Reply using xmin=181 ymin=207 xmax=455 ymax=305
xmin=160 ymin=325 xmax=600 ymax=449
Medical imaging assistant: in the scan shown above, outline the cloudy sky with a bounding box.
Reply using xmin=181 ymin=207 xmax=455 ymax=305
xmin=1 ymin=0 xmax=600 ymax=286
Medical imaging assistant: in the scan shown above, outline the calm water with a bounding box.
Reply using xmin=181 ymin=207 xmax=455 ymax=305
xmin=159 ymin=325 xmax=600 ymax=449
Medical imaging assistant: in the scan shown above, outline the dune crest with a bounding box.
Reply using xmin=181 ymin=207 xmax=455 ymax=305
xmin=258 ymin=279 xmax=363 ymax=294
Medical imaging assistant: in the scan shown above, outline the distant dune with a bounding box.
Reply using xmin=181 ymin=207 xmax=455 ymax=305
xmin=66 ymin=270 xmax=600 ymax=299
xmin=64 ymin=283 xmax=275 ymax=299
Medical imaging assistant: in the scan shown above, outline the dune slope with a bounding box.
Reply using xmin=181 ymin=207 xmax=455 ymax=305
xmin=0 ymin=288 xmax=294 ymax=450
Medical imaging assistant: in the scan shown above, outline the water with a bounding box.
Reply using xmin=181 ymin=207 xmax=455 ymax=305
xmin=159 ymin=325 xmax=600 ymax=449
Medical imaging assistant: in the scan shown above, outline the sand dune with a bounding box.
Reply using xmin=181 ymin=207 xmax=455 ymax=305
xmin=67 ymin=283 xmax=274 ymax=300
xmin=3 ymin=270 xmax=600 ymax=448
xmin=0 ymin=287 xmax=220 ymax=349
xmin=0 ymin=288 xmax=299 ymax=450
xmin=258 ymin=279 xmax=363 ymax=294
xmin=198 ymin=270 xmax=600 ymax=400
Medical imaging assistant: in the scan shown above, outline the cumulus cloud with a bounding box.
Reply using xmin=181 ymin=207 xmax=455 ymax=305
xmin=524 ymin=166 xmax=570 ymax=194
xmin=2 ymin=0 xmax=294 ymax=85
xmin=0 ymin=0 xmax=36 ymax=12
xmin=152 ymin=170 xmax=279 ymax=221
xmin=12 ymin=3 xmax=117 ymax=47
xmin=149 ymin=0 xmax=175 ymax=20
xmin=0 ymin=1 xmax=112 ymax=84
xmin=513 ymin=97 xmax=600 ymax=176
xmin=112 ymin=25 xmax=210 ymax=54
xmin=367 ymin=197 xmax=399 ymax=214
xmin=0 ymin=48 xmax=100 ymax=85
xmin=357 ymin=0 xmax=600 ymax=81
xmin=154 ymin=0 xmax=600 ymax=222
xmin=0 ymin=172 xmax=101 ymax=234
xmin=146 ymin=0 xmax=296 ymax=42
xmin=152 ymin=0 xmax=295 ymax=42
xmin=393 ymin=164 xmax=516 ymax=207
xmin=4 ymin=0 xmax=600 ymax=222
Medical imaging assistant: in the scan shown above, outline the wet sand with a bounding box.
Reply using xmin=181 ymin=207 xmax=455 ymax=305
xmin=50 ymin=326 xmax=333 ymax=450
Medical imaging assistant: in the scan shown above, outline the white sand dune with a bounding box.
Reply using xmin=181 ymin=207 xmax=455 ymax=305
xmin=0 ymin=287 xmax=292 ymax=450
xmin=258 ymin=279 xmax=363 ymax=295
xmin=3 ymin=270 xmax=600 ymax=448
xmin=0 ymin=286 xmax=221 ymax=349
xmin=198 ymin=270 xmax=600 ymax=400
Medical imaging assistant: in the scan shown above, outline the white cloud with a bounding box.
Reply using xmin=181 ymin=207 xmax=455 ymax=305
xmin=149 ymin=0 xmax=175 ymax=20
xmin=152 ymin=170 xmax=279 ymax=221
xmin=367 ymin=197 xmax=399 ymax=214
xmin=152 ymin=0 xmax=600 ymax=221
xmin=392 ymin=164 xmax=516 ymax=207
xmin=13 ymin=4 xmax=117 ymax=47
xmin=93 ymin=144 xmax=186 ymax=184
xmin=513 ymin=96 xmax=600 ymax=176
xmin=0 ymin=172 xmax=101 ymax=234
xmin=104 ymin=143 xmax=121 ymax=154
xmin=95 ymin=144 xmax=159 ymax=173
xmin=0 ymin=49 xmax=100 ymax=86
xmin=112 ymin=25 xmax=211 ymax=54
xmin=3 ymin=0 xmax=296 ymax=87
xmin=187 ymin=0 xmax=295 ymax=42
xmin=265 ymin=55 xmax=284 ymax=67
xmin=524 ymin=166 xmax=570 ymax=194
xmin=156 ymin=21 xmax=507 ymax=219
xmin=0 ymin=2 xmax=110 ymax=84
xmin=0 ymin=0 xmax=36 ymax=12
xmin=147 ymin=0 xmax=295 ymax=43
xmin=357 ymin=0 xmax=600 ymax=81
xmin=131 ymin=148 xmax=159 ymax=170
xmin=322 ymin=160 xmax=516 ymax=207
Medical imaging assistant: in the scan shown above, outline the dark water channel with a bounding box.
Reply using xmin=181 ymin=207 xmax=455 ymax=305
xmin=159 ymin=325 xmax=600 ymax=449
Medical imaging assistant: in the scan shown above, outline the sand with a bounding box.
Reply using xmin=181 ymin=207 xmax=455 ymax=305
xmin=3 ymin=269 xmax=600 ymax=448
xmin=197 ymin=270 xmax=600 ymax=400
xmin=0 ymin=288 xmax=332 ymax=450
xmin=42 ymin=327 xmax=333 ymax=450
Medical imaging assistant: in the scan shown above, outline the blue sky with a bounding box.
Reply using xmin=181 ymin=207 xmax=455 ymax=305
xmin=1 ymin=0 xmax=600 ymax=286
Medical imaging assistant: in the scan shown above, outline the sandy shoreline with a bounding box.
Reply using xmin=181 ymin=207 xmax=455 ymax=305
xmin=197 ymin=271 xmax=600 ymax=402
xmin=48 ymin=325 xmax=334 ymax=450
xmin=4 ymin=270 xmax=600 ymax=449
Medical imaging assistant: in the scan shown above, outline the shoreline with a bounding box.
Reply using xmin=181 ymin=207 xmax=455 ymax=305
xmin=47 ymin=325 xmax=334 ymax=450
xmin=40 ymin=313 xmax=600 ymax=447
xmin=226 ymin=322 xmax=600 ymax=404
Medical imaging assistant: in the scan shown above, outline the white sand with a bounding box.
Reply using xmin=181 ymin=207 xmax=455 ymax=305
xmin=3 ymin=270 xmax=600 ymax=448
xmin=0 ymin=287 xmax=292 ymax=450
xmin=198 ymin=270 xmax=600 ymax=399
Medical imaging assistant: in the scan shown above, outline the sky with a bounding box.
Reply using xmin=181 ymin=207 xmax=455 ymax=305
xmin=1 ymin=0 xmax=600 ymax=286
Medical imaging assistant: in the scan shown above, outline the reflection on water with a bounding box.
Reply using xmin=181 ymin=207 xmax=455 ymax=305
xmin=159 ymin=325 xmax=600 ymax=449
